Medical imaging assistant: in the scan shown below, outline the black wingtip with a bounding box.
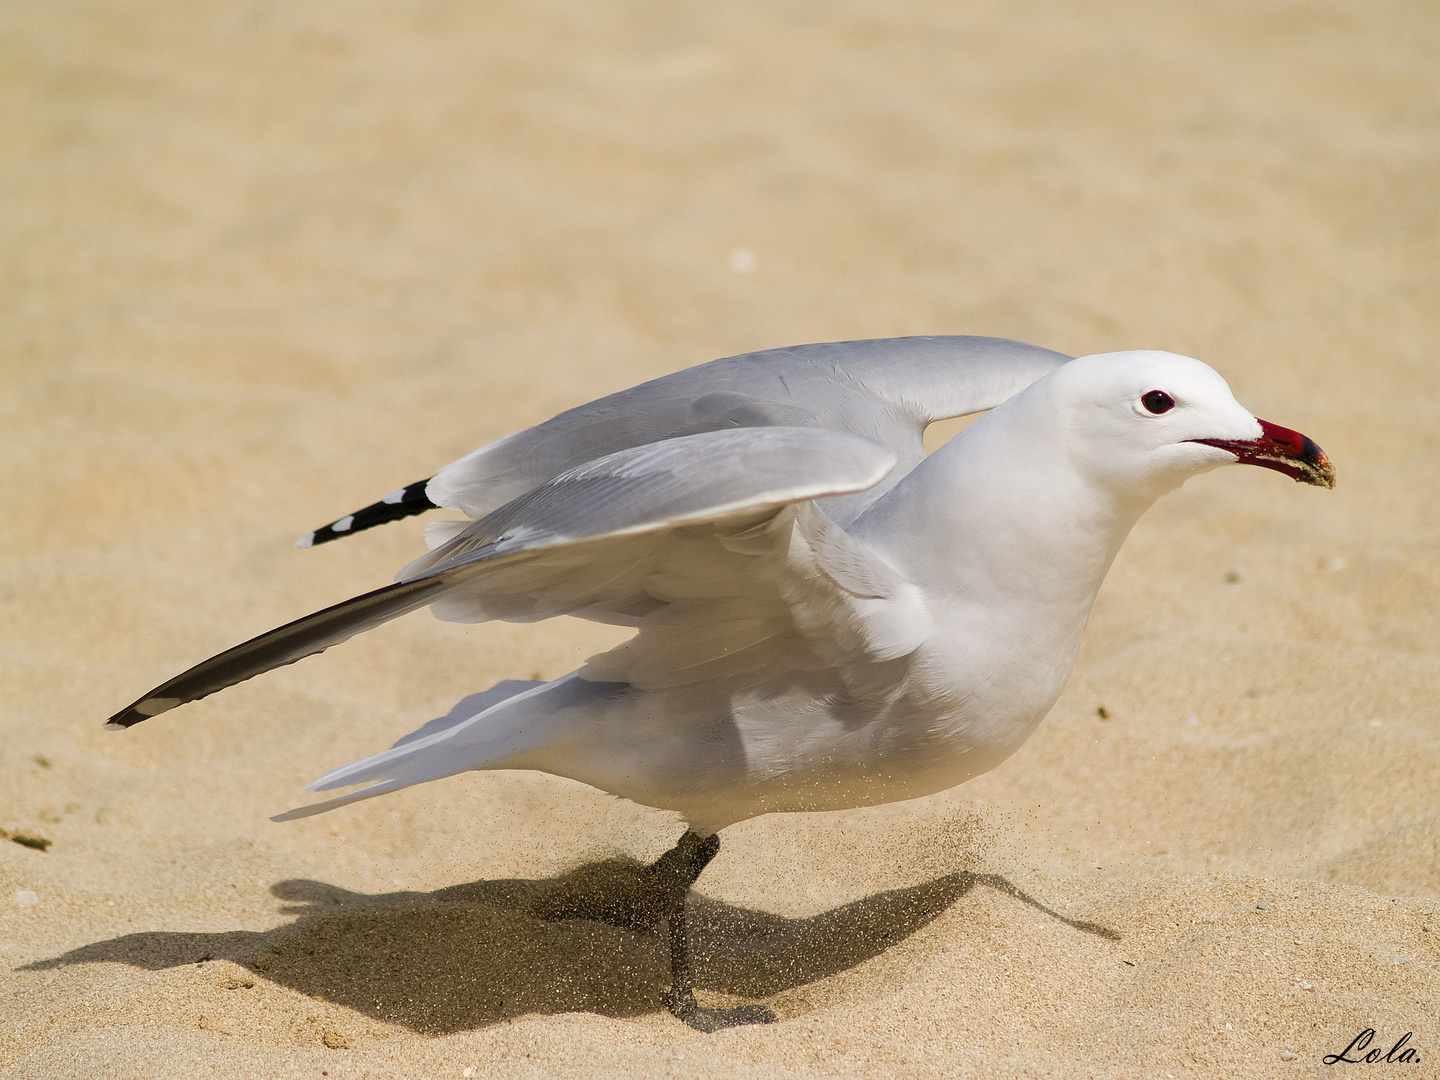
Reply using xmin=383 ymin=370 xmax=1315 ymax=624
xmin=103 ymin=575 xmax=453 ymax=735
xmin=298 ymin=478 xmax=438 ymax=547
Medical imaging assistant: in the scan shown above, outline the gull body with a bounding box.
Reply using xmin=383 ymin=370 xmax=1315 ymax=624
xmin=280 ymin=350 xmax=1327 ymax=833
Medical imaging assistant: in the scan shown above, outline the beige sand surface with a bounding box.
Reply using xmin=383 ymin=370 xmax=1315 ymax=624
xmin=3 ymin=1 xmax=1438 ymax=1076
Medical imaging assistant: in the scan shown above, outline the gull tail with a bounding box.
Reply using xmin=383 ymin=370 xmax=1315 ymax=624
xmin=271 ymin=675 xmax=624 ymax=820
xmin=296 ymin=478 xmax=437 ymax=548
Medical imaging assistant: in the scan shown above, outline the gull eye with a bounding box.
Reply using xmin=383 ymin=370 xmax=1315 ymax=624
xmin=1142 ymin=390 xmax=1175 ymax=414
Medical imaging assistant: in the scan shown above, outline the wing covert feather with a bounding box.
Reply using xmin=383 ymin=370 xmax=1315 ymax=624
xmin=576 ymin=501 xmax=934 ymax=694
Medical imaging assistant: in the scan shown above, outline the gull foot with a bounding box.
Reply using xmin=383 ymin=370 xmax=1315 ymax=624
xmin=664 ymin=987 xmax=775 ymax=1032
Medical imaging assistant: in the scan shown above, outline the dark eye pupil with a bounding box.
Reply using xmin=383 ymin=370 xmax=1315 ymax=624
xmin=1142 ymin=390 xmax=1175 ymax=414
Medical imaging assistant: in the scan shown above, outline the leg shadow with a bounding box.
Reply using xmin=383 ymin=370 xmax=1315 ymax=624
xmin=21 ymin=861 xmax=1116 ymax=1034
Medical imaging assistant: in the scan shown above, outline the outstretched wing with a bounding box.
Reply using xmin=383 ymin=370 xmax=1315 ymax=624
xmin=299 ymin=335 xmax=1070 ymax=545
xmin=108 ymin=427 xmax=908 ymax=729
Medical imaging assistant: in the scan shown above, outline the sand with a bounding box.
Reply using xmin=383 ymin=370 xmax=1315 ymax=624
xmin=3 ymin=0 xmax=1438 ymax=1076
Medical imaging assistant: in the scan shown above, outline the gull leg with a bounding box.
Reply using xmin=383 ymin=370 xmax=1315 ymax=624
xmin=654 ymin=831 xmax=776 ymax=1032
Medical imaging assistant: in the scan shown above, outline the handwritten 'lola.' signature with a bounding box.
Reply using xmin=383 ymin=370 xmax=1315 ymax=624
xmin=1324 ymin=1029 xmax=1422 ymax=1065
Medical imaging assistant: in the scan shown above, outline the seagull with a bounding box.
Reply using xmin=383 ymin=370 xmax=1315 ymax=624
xmin=107 ymin=336 xmax=1334 ymax=1031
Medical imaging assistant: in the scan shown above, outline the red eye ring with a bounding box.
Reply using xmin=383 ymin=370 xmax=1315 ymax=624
xmin=1142 ymin=390 xmax=1175 ymax=414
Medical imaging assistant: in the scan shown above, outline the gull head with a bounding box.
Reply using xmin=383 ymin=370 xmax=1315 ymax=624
xmin=1046 ymin=350 xmax=1335 ymax=499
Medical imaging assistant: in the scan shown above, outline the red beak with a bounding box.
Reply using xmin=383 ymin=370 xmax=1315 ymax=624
xmin=1190 ymin=419 xmax=1336 ymax=488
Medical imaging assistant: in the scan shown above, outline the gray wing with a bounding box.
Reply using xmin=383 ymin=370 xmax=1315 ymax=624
xmin=108 ymin=428 xmax=897 ymax=729
xmin=300 ymin=335 xmax=1070 ymax=545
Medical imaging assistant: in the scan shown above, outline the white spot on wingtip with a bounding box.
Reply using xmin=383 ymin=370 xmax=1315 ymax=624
xmin=332 ymin=515 xmax=355 ymax=533
xmin=295 ymin=532 xmax=316 ymax=548
xmin=382 ymin=488 xmax=406 ymax=504
xmin=103 ymin=722 xmax=126 ymax=731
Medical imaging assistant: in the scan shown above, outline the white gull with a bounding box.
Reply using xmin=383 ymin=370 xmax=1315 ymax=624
xmin=108 ymin=336 xmax=1333 ymax=1029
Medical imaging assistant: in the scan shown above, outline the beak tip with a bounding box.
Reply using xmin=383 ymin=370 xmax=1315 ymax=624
xmin=1300 ymin=437 xmax=1336 ymax=489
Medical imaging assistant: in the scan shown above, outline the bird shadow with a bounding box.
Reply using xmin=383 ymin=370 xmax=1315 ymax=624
xmin=20 ymin=859 xmax=1117 ymax=1035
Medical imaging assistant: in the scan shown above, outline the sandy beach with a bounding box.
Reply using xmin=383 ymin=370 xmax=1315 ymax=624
xmin=3 ymin=1 xmax=1438 ymax=1076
